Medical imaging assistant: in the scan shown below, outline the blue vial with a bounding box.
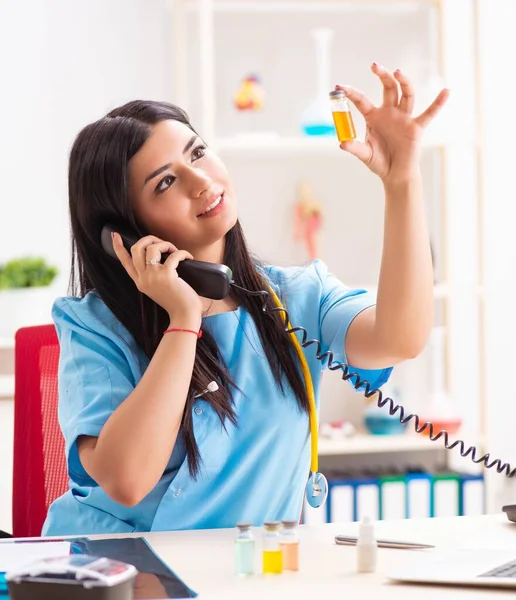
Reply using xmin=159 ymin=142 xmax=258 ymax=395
xmin=235 ymin=522 xmax=255 ymax=576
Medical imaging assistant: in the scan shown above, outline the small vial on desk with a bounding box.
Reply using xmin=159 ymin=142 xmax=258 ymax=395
xmin=235 ymin=522 xmax=255 ymax=576
xmin=280 ymin=520 xmax=299 ymax=571
xmin=356 ymin=516 xmax=378 ymax=573
xmin=262 ymin=521 xmax=283 ymax=574
xmin=329 ymin=89 xmax=356 ymax=143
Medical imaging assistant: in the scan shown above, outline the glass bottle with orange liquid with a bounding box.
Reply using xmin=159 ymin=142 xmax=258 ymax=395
xmin=262 ymin=522 xmax=283 ymax=574
xmin=329 ymin=89 xmax=356 ymax=143
xmin=280 ymin=520 xmax=299 ymax=571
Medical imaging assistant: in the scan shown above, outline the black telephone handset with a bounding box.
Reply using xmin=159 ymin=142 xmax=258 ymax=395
xmin=100 ymin=224 xmax=232 ymax=300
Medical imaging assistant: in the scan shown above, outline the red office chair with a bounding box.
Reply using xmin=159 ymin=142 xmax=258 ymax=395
xmin=12 ymin=324 xmax=68 ymax=537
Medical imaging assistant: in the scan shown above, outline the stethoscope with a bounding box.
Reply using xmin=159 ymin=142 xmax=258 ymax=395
xmin=269 ymin=288 xmax=328 ymax=509
xmin=197 ymin=289 xmax=328 ymax=510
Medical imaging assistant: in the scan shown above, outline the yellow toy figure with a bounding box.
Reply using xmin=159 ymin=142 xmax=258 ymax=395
xmin=234 ymin=75 xmax=265 ymax=111
xmin=293 ymin=182 xmax=323 ymax=261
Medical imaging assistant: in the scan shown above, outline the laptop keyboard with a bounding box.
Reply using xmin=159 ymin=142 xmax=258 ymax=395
xmin=480 ymin=559 xmax=516 ymax=578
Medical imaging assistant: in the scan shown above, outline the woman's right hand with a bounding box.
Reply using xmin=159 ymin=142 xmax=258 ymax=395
xmin=112 ymin=232 xmax=203 ymax=323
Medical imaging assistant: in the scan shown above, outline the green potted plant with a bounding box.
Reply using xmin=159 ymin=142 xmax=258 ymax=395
xmin=0 ymin=257 xmax=59 ymax=337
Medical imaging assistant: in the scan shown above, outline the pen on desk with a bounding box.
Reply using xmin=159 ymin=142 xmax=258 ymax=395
xmin=335 ymin=535 xmax=434 ymax=550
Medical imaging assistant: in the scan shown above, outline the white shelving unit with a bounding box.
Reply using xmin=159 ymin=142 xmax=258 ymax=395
xmin=318 ymin=433 xmax=436 ymax=456
xmin=0 ymin=375 xmax=14 ymax=400
xmin=185 ymin=1 xmax=437 ymax=15
xmin=0 ymin=338 xmax=15 ymax=401
xmin=0 ymin=338 xmax=14 ymax=350
xmin=213 ymin=135 xmax=452 ymax=154
xmin=349 ymin=282 xmax=482 ymax=301
xmin=173 ymin=0 xmax=485 ymax=504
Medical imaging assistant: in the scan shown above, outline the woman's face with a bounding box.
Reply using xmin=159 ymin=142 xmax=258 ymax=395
xmin=129 ymin=119 xmax=237 ymax=257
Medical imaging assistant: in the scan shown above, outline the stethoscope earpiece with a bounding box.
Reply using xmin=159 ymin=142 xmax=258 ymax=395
xmin=194 ymin=381 xmax=219 ymax=399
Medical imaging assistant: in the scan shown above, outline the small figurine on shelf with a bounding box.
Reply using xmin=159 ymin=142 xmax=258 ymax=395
xmin=320 ymin=420 xmax=356 ymax=440
xmin=293 ymin=181 xmax=323 ymax=261
xmin=233 ymin=74 xmax=265 ymax=111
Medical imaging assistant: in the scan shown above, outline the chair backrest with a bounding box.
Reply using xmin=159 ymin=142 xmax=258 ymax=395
xmin=13 ymin=324 xmax=68 ymax=537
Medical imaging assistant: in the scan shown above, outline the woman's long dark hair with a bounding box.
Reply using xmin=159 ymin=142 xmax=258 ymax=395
xmin=68 ymin=100 xmax=309 ymax=477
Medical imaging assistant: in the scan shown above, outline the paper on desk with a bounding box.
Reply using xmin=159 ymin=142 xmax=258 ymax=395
xmin=0 ymin=541 xmax=70 ymax=573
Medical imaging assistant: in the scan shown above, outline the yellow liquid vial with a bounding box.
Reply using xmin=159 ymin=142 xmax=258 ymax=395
xmin=332 ymin=110 xmax=356 ymax=143
xmin=263 ymin=550 xmax=283 ymax=574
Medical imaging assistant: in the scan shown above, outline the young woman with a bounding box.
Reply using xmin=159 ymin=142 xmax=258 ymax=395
xmin=42 ymin=64 xmax=448 ymax=535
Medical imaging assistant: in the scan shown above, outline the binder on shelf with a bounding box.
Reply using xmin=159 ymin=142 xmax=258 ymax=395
xmin=405 ymin=470 xmax=432 ymax=518
xmin=431 ymin=471 xmax=460 ymax=517
xmin=316 ymin=466 xmax=477 ymax=523
xmin=327 ymin=473 xmax=356 ymax=524
xmin=379 ymin=474 xmax=407 ymax=520
xmin=302 ymin=497 xmax=329 ymax=526
xmin=326 ymin=472 xmax=380 ymax=523
xmin=459 ymin=473 xmax=485 ymax=516
xmin=302 ymin=470 xmax=484 ymax=524
xmin=355 ymin=475 xmax=380 ymax=522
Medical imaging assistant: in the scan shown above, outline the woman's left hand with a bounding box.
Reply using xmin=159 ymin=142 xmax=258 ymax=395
xmin=337 ymin=64 xmax=449 ymax=185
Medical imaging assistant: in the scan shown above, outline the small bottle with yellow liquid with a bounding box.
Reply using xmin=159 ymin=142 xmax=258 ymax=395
xmin=329 ymin=89 xmax=356 ymax=143
xmin=262 ymin=521 xmax=283 ymax=574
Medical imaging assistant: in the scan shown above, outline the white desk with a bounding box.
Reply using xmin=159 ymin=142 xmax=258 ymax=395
xmin=101 ymin=514 xmax=516 ymax=598
xmin=5 ymin=514 xmax=516 ymax=598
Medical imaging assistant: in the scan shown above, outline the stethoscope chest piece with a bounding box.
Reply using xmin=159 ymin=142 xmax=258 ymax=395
xmin=305 ymin=472 xmax=328 ymax=508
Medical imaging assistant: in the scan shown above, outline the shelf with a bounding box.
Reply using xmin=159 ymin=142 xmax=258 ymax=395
xmin=0 ymin=375 xmax=14 ymax=399
xmin=215 ymin=135 xmax=341 ymax=155
xmin=0 ymin=337 xmax=14 ymax=350
xmin=318 ymin=433 xmax=439 ymax=456
xmin=348 ymin=283 xmax=484 ymax=300
xmin=214 ymin=135 xmax=447 ymax=155
xmin=186 ymin=1 xmax=433 ymax=15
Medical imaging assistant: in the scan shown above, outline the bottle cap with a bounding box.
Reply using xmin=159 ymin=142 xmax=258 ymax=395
xmin=358 ymin=516 xmax=375 ymax=542
xmin=329 ymin=89 xmax=346 ymax=99
xmin=263 ymin=521 xmax=281 ymax=531
xmin=281 ymin=520 xmax=298 ymax=529
xmin=236 ymin=522 xmax=252 ymax=531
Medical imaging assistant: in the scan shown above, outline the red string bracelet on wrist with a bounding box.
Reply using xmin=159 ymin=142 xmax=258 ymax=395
xmin=164 ymin=327 xmax=202 ymax=339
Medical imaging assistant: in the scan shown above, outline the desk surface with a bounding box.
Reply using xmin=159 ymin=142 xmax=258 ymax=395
xmin=6 ymin=514 xmax=516 ymax=598
xmin=107 ymin=514 xmax=515 ymax=598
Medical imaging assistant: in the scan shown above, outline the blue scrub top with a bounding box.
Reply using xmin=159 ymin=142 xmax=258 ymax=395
xmin=42 ymin=259 xmax=392 ymax=536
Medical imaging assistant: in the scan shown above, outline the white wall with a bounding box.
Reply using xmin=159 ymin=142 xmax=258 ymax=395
xmin=0 ymin=0 xmax=173 ymax=289
xmin=0 ymin=0 xmax=173 ymax=532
